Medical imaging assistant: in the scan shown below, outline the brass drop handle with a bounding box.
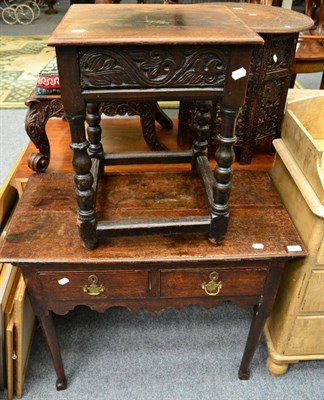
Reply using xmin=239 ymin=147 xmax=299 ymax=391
xmin=83 ymin=275 xmax=105 ymax=296
xmin=201 ymin=272 xmax=222 ymax=296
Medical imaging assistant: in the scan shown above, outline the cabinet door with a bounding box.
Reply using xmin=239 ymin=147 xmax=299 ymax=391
xmin=286 ymin=316 xmax=324 ymax=355
xmin=317 ymin=240 xmax=324 ymax=265
xmin=301 ymin=270 xmax=324 ymax=312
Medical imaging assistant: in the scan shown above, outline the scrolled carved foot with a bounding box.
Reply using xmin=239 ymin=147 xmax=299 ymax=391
xmin=238 ymin=369 xmax=250 ymax=380
xmin=28 ymin=153 xmax=50 ymax=173
xmin=25 ymin=95 xmax=64 ymax=173
xmin=56 ymin=377 xmax=67 ymax=391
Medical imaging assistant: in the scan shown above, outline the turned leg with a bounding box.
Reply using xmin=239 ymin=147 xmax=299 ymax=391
xmin=24 ymin=96 xmax=64 ymax=172
xmin=86 ymin=102 xmax=104 ymax=159
xmin=209 ymin=105 xmax=237 ymax=244
xmin=56 ymin=47 xmax=97 ymax=250
xmin=209 ymin=47 xmax=253 ymax=244
xmin=178 ymin=100 xmax=217 ymax=148
xmin=38 ymin=313 xmax=67 ymax=390
xmin=66 ymin=110 xmax=97 ymax=250
xmin=192 ymin=100 xmax=212 ymax=174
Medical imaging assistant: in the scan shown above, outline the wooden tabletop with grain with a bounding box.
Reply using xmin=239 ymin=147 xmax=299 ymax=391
xmin=47 ymin=4 xmax=263 ymax=46
xmin=47 ymin=3 xmax=313 ymax=47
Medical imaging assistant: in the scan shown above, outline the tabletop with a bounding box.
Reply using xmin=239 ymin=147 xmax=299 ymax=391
xmin=0 ymin=170 xmax=306 ymax=266
xmin=47 ymin=4 xmax=263 ymax=47
xmin=227 ymin=3 xmax=313 ymax=34
xmin=47 ymin=3 xmax=313 ymax=48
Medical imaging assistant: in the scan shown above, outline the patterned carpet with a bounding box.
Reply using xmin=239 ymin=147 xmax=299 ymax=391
xmin=0 ymin=36 xmax=55 ymax=109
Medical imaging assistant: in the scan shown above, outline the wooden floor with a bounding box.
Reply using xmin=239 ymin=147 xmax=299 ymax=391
xmin=12 ymin=116 xmax=275 ymax=191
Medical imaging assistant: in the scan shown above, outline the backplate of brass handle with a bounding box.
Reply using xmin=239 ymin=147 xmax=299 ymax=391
xmin=201 ymin=272 xmax=223 ymax=296
xmin=83 ymin=275 xmax=105 ymax=296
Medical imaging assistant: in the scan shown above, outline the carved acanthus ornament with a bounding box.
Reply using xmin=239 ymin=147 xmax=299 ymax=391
xmin=80 ymin=47 xmax=228 ymax=88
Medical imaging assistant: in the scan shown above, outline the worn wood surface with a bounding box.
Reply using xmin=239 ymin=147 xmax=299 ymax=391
xmin=227 ymin=2 xmax=313 ymax=33
xmin=1 ymin=170 xmax=305 ymax=264
xmin=47 ymin=4 xmax=313 ymax=47
xmin=47 ymin=4 xmax=263 ymax=47
xmin=0 ymin=157 xmax=307 ymax=385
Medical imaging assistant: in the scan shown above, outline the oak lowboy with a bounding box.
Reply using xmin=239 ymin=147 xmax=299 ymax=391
xmin=0 ymin=171 xmax=306 ymax=390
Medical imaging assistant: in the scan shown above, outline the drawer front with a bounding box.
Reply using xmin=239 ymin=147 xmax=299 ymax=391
xmin=160 ymin=267 xmax=268 ymax=298
xmin=79 ymin=46 xmax=229 ymax=90
xmin=38 ymin=270 xmax=149 ymax=301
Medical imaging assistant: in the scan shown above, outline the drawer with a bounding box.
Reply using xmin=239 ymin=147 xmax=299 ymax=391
xmin=160 ymin=267 xmax=268 ymax=298
xmin=38 ymin=270 xmax=149 ymax=300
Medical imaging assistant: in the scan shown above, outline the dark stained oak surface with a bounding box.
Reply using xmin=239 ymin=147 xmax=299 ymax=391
xmin=47 ymin=4 xmax=263 ymax=46
xmin=226 ymin=3 xmax=313 ymax=34
xmin=47 ymin=3 xmax=313 ymax=48
xmin=0 ymin=149 xmax=307 ymax=384
xmin=0 ymin=170 xmax=306 ymax=265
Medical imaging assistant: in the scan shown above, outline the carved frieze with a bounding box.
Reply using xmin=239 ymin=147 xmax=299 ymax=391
xmin=79 ymin=46 xmax=228 ymax=89
xmin=100 ymin=101 xmax=141 ymax=117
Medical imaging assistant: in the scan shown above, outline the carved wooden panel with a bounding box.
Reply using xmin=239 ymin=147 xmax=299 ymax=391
xmin=79 ymin=46 xmax=229 ymax=89
xmin=255 ymin=76 xmax=288 ymax=142
xmin=178 ymin=33 xmax=298 ymax=164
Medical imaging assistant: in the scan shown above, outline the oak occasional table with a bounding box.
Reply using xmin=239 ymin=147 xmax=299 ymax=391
xmin=24 ymin=3 xmax=313 ymax=171
xmin=0 ymin=170 xmax=306 ymax=391
xmin=47 ymin=4 xmax=263 ymax=249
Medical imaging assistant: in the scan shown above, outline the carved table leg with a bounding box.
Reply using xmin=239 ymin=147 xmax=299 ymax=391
xmin=209 ymin=48 xmax=253 ymax=244
xmin=25 ymin=96 xmax=64 ymax=172
xmin=192 ymin=100 xmax=211 ymax=174
xmin=38 ymin=313 xmax=67 ymax=390
xmin=67 ymin=110 xmax=97 ymax=250
xmin=155 ymin=103 xmax=173 ymax=130
xmin=138 ymin=101 xmax=168 ymax=150
xmin=178 ymin=100 xmax=195 ymax=146
xmin=209 ymin=105 xmax=237 ymax=244
xmin=86 ymin=102 xmax=104 ymax=159
xmin=57 ymin=47 xmax=97 ymax=250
